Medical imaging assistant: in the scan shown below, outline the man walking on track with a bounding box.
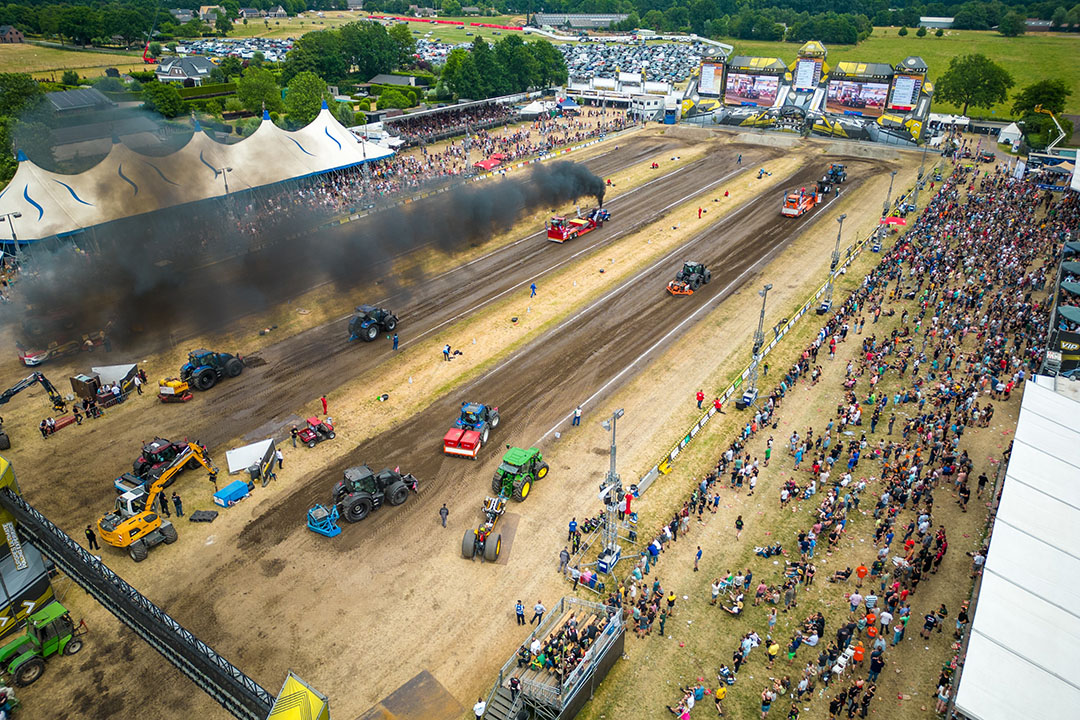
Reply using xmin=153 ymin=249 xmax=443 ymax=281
xmin=440 ymin=504 xmax=449 ymax=527
xmin=531 ymin=599 xmax=546 ymax=625
xmin=320 ymin=395 xmax=328 ymax=415
xmin=515 ymin=600 xmax=525 ymax=625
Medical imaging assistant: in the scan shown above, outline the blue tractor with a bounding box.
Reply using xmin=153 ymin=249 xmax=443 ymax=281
xmin=348 ymin=305 xmax=398 ymax=342
xmin=443 ymin=402 xmax=501 ymax=459
xmin=179 ymin=349 xmax=244 ymax=391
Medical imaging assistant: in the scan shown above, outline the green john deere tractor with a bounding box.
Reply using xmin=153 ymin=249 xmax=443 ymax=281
xmin=0 ymin=602 xmax=85 ymax=687
xmin=491 ymin=446 xmax=549 ymax=501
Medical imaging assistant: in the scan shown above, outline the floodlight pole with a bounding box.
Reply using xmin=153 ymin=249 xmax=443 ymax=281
xmin=597 ymin=408 xmax=625 ymax=573
xmin=217 ymin=166 xmax=233 ymax=195
xmin=745 ymin=283 xmax=772 ymax=402
xmin=826 ymin=214 xmax=846 ymax=305
xmin=883 ymin=169 xmax=897 ymax=216
xmin=912 ymin=141 xmax=929 ymax=208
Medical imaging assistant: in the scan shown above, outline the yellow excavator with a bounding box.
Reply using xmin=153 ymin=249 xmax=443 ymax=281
xmin=97 ymin=442 xmax=218 ymax=562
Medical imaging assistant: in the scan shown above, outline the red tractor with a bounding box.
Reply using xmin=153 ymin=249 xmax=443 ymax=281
xmin=298 ymin=417 xmax=335 ymax=448
xmin=546 ymin=208 xmax=610 ymax=243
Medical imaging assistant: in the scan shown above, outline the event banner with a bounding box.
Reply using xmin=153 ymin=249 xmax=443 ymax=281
xmin=825 ymin=80 xmax=888 ymax=117
xmin=1056 ymin=330 xmax=1080 ymax=370
xmin=793 ymin=58 xmax=823 ymax=90
xmin=724 ymin=73 xmax=779 ymax=107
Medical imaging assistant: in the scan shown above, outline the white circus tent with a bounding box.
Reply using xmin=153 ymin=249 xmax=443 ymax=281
xmin=0 ymin=102 xmax=393 ymax=243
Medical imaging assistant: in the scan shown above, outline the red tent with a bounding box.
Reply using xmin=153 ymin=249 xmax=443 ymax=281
xmin=474 ymin=159 xmax=500 ymax=171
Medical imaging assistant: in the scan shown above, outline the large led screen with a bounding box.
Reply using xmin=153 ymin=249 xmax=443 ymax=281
xmin=825 ymin=80 xmax=889 ymax=118
xmin=724 ymin=73 xmax=779 ymax=107
xmin=699 ymin=62 xmax=723 ymax=97
xmin=793 ymin=58 xmax=823 ymax=90
xmin=889 ymin=74 xmax=924 ymax=111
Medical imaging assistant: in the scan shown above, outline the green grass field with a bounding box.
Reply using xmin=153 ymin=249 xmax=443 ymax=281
xmin=721 ymin=28 xmax=1080 ymax=116
xmin=0 ymin=43 xmax=144 ymax=79
xmin=229 ymin=10 xmax=524 ymax=44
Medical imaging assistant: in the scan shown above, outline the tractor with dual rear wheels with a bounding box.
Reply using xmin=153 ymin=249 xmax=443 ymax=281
xmin=332 ymin=465 xmax=418 ymax=523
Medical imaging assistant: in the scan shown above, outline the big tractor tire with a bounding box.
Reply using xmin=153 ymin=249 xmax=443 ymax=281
xmin=462 ymin=530 xmax=476 ymax=559
xmin=161 ymin=524 xmax=178 ymax=544
xmin=490 ymin=412 xmax=500 ymax=428
xmin=388 ymin=482 xmax=409 ymax=506
xmin=703 ymin=271 xmax=712 ymax=284
xmin=64 ymin=638 xmax=84 ymax=656
xmin=332 ymin=481 xmax=348 ymax=505
xmin=0 ymin=432 xmax=10 ymax=451
xmin=129 ymin=540 xmax=148 ymax=563
xmin=195 ymin=369 xmax=217 ymax=391
xmin=492 ymin=474 xmax=504 ymax=494
xmin=512 ymin=478 xmax=531 ymax=502
xmin=484 ymin=533 xmax=502 ymax=562
xmin=13 ymin=657 xmax=45 ymax=687
xmin=384 ymin=316 xmax=397 ymax=331
xmin=536 ymin=462 xmax=549 ymax=480
xmin=481 ymin=427 xmax=489 ymax=445
xmin=225 ymin=358 xmax=244 ymax=378
xmin=363 ymin=324 xmax=378 ymax=342
xmin=343 ymin=494 xmax=373 ymax=522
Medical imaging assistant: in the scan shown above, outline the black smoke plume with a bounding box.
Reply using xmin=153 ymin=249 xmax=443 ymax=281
xmin=5 ymin=160 xmax=605 ymax=350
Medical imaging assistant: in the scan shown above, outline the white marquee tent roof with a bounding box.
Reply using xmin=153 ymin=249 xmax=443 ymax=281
xmin=953 ymin=377 xmax=1080 ymax=720
xmin=0 ymin=103 xmax=392 ymax=242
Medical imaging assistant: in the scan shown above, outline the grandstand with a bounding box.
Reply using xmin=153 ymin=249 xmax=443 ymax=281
xmin=682 ymin=41 xmax=933 ymax=147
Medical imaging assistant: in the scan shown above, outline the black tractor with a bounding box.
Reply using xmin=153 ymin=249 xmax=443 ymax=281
xmin=667 ymin=261 xmax=711 ymax=295
xmin=179 ymin=349 xmax=244 ymax=391
xmin=348 ymin=305 xmax=399 ymax=342
xmin=332 ymin=465 xmax=419 ymax=523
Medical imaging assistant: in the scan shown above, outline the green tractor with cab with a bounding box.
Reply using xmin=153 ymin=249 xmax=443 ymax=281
xmin=491 ymin=446 xmax=549 ymax=501
xmin=0 ymin=602 xmax=85 ymax=687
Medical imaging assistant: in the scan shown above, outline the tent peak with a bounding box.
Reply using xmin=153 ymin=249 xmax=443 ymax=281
xmin=263 ymin=109 xmax=271 ymax=121
xmin=16 ymin=150 xmax=27 ymax=162
xmin=321 ymin=99 xmax=328 ymax=109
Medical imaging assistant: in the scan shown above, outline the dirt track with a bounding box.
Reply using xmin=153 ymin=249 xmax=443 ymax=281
xmin=19 ymin=136 xmax=785 ymax=525
xmin=237 ymin=157 xmax=893 ymax=551
xmin=6 ymin=130 xmax=910 ymax=720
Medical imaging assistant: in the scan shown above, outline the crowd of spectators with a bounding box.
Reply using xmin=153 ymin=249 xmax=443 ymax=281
xmin=385 ymin=102 xmax=517 ymax=145
xmin=586 ymin=158 xmax=1078 ymax=719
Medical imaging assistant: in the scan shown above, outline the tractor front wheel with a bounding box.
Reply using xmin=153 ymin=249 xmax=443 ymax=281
xmin=225 ymin=358 xmax=244 ymax=378
xmin=537 ymin=462 xmax=549 ymax=479
xmin=13 ymin=657 xmax=45 ymax=687
xmin=327 ymin=432 xmax=336 ymax=440
xmin=64 ymin=638 xmax=84 ymax=656
xmin=385 ymin=316 xmax=397 ymax=331
xmin=161 ymin=524 xmax=178 ymax=544
xmin=343 ymin=495 xmax=373 ymax=522
xmin=462 ymin=530 xmax=476 ymax=559
xmin=484 ymin=533 xmax=502 ymax=562
xmin=490 ymin=413 xmax=500 ymax=428
xmin=195 ymin=370 xmax=217 ymax=391
xmin=308 ymin=441 xmax=317 ymax=448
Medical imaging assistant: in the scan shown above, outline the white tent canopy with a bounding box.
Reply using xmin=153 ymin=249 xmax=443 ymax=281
xmin=91 ymin=363 xmax=137 ymax=386
xmin=0 ymin=103 xmax=393 ymax=242
xmin=997 ymin=121 xmax=1022 ymax=145
xmin=953 ymin=378 xmax=1080 ymax=720
xmin=225 ymin=438 xmax=276 ymax=475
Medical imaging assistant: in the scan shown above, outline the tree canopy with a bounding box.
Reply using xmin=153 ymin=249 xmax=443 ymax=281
xmin=236 ymin=66 xmax=283 ymax=115
xmin=284 ymin=71 xmax=327 ymax=127
xmin=935 ymin=53 xmax=1014 ymax=116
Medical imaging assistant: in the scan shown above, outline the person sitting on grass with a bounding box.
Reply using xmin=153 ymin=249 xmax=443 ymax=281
xmin=723 ymin=593 xmax=745 ymax=616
